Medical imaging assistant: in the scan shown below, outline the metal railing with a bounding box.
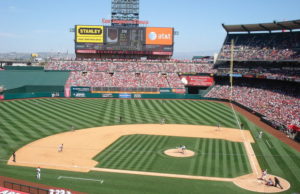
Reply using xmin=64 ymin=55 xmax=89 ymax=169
xmin=4 ymin=181 xmax=49 ymax=194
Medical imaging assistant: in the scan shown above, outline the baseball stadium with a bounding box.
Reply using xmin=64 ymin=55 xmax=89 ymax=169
xmin=0 ymin=1 xmax=300 ymax=194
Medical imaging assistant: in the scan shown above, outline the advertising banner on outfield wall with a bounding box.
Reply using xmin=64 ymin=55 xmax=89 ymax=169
xmin=71 ymin=87 xmax=91 ymax=92
xmin=119 ymin=93 xmax=132 ymax=98
xmin=76 ymin=25 xmax=104 ymax=43
xmin=180 ymin=76 xmax=214 ymax=86
xmin=102 ymin=93 xmax=113 ymax=98
xmin=172 ymin=88 xmax=186 ymax=93
xmin=159 ymin=88 xmax=172 ymax=93
xmin=146 ymin=27 xmax=173 ymax=45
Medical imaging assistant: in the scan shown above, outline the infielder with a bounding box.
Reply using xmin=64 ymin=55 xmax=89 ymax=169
xmin=274 ymin=177 xmax=283 ymax=189
xmin=36 ymin=167 xmax=41 ymax=179
xmin=12 ymin=152 xmax=16 ymax=162
xmin=58 ymin=144 xmax=63 ymax=152
xmin=161 ymin=117 xmax=165 ymax=125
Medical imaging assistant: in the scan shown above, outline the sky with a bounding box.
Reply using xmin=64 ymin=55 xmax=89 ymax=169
xmin=0 ymin=0 xmax=299 ymax=58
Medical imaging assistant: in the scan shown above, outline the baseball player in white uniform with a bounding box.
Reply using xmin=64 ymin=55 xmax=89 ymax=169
xmin=259 ymin=131 xmax=263 ymax=139
xmin=58 ymin=144 xmax=63 ymax=152
xmin=36 ymin=167 xmax=41 ymax=179
xmin=181 ymin=145 xmax=186 ymax=154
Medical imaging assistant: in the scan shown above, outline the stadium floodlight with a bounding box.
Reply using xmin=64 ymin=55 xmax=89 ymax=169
xmin=111 ymin=0 xmax=139 ymax=27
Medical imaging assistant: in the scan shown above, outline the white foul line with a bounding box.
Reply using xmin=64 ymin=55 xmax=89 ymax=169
xmin=229 ymin=102 xmax=259 ymax=176
xmin=265 ymin=140 xmax=272 ymax=149
xmin=57 ymin=176 xmax=104 ymax=183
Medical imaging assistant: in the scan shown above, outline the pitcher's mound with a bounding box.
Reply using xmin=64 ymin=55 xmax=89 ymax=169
xmin=164 ymin=149 xmax=195 ymax=157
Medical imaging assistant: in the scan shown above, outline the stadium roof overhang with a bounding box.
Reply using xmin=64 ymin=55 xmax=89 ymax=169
xmin=222 ymin=19 xmax=300 ymax=33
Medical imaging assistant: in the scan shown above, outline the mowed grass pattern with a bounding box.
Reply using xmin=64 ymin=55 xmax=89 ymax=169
xmin=94 ymin=134 xmax=251 ymax=178
xmin=0 ymin=98 xmax=238 ymax=160
xmin=0 ymin=98 xmax=299 ymax=194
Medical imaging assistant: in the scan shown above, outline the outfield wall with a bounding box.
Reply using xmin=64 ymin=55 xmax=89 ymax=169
xmin=72 ymin=92 xmax=204 ymax=99
xmin=4 ymin=92 xmax=64 ymax=100
xmin=6 ymin=85 xmax=64 ymax=94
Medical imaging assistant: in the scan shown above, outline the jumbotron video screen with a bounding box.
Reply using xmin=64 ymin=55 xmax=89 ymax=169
xmin=75 ymin=25 xmax=173 ymax=55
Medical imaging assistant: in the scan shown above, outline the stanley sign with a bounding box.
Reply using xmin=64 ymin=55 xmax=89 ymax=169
xmin=76 ymin=25 xmax=104 ymax=43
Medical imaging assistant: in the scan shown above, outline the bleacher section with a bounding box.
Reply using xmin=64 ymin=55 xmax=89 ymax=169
xmin=218 ymin=32 xmax=300 ymax=62
xmin=45 ymin=61 xmax=216 ymax=73
xmin=65 ymin=71 xmax=184 ymax=89
xmin=205 ymin=78 xmax=300 ymax=128
xmin=45 ymin=61 xmax=216 ymax=91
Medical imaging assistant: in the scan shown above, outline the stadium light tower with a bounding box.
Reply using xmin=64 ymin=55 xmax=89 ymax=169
xmin=111 ymin=0 xmax=139 ymax=27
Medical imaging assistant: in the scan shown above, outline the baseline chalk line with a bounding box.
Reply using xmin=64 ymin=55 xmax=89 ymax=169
xmin=265 ymin=140 xmax=272 ymax=149
xmin=57 ymin=176 xmax=104 ymax=183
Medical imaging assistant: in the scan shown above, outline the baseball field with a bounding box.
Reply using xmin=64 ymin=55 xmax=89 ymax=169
xmin=0 ymin=98 xmax=299 ymax=194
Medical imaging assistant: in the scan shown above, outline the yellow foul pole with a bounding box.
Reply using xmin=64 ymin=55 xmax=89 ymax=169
xmin=230 ymin=39 xmax=234 ymax=100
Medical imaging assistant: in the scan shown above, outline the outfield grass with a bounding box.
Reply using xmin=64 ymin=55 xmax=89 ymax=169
xmin=0 ymin=98 xmax=299 ymax=194
xmin=94 ymin=134 xmax=251 ymax=178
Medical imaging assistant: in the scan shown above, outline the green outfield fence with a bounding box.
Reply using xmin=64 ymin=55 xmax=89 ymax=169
xmin=4 ymin=92 xmax=65 ymax=100
xmin=6 ymin=86 xmax=65 ymax=94
xmin=71 ymin=92 xmax=206 ymax=99
xmin=3 ymin=66 xmax=44 ymax=71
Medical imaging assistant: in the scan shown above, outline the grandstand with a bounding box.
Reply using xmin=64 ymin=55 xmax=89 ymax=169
xmin=206 ymin=77 xmax=299 ymax=131
xmin=215 ymin=20 xmax=300 ymax=81
xmin=0 ymin=7 xmax=300 ymax=192
xmin=207 ymin=19 xmax=300 ymax=139
xmin=1 ymin=20 xmax=299 ymax=137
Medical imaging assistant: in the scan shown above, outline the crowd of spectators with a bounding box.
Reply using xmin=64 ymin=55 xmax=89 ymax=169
xmin=205 ymin=82 xmax=300 ymax=128
xmin=65 ymin=71 xmax=111 ymax=87
xmin=48 ymin=60 xmax=211 ymax=90
xmin=139 ymin=73 xmax=169 ymax=88
xmin=218 ymin=32 xmax=300 ymax=61
xmin=216 ymin=67 xmax=300 ymax=80
xmin=66 ymin=71 xmax=184 ymax=88
xmin=111 ymin=72 xmax=140 ymax=88
xmin=167 ymin=73 xmax=185 ymax=88
xmin=45 ymin=60 xmax=216 ymax=73
xmin=45 ymin=61 xmax=111 ymax=71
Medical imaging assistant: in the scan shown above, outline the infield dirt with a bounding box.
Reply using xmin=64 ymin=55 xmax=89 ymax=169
xmin=8 ymin=124 xmax=289 ymax=193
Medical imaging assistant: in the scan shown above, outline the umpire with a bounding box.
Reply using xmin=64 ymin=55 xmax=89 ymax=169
xmin=274 ymin=177 xmax=283 ymax=189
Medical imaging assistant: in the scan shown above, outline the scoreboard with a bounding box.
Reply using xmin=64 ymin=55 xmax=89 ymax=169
xmin=75 ymin=25 xmax=173 ymax=55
